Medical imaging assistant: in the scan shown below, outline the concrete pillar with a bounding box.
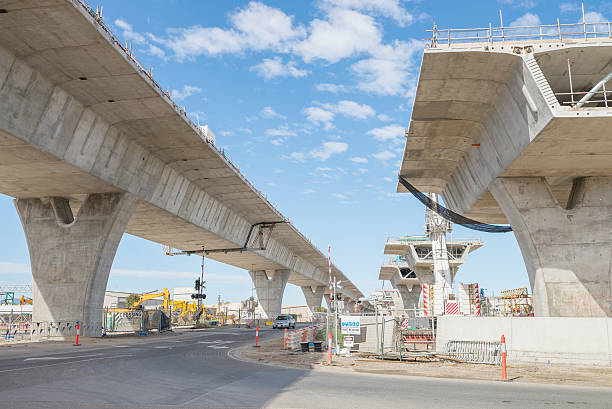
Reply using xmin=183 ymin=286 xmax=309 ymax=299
xmin=15 ymin=193 xmax=136 ymax=338
xmin=343 ymin=300 xmax=356 ymax=314
xmin=323 ymin=293 xmax=332 ymax=309
xmin=490 ymin=177 xmax=612 ymax=317
xmin=395 ymin=284 xmax=422 ymax=311
xmin=301 ymin=285 xmax=325 ymax=315
xmin=249 ymin=269 xmax=290 ymax=319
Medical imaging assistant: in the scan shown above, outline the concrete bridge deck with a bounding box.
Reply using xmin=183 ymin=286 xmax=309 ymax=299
xmin=0 ymin=0 xmax=362 ymax=333
xmin=398 ymin=22 xmax=612 ymax=317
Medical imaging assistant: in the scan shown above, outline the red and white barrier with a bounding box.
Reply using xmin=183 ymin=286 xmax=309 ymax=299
xmin=474 ymin=284 xmax=481 ymax=317
xmin=445 ymin=302 xmax=460 ymax=315
xmin=422 ymin=283 xmax=429 ymax=316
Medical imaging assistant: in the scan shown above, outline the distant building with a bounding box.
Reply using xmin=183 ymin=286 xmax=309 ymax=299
xmin=103 ymin=291 xmax=164 ymax=309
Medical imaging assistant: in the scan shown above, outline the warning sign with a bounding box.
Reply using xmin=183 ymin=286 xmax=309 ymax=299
xmin=343 ymin=336 xmax=354 ymax=348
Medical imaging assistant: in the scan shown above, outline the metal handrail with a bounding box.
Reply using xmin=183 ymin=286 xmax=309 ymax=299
xmin=427 ymin=21 xmax=612 ymax=47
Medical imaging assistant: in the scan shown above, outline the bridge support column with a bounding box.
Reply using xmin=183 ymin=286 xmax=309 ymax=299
xmin=490 ymin=177 xmax=612 ymax=317
xmin=394 ymin=284 xmax=422 ymax=311
xmin=15 ymin=192 xmax=136 ymax=339
xmin=323 ymin=294 xmax=332 ymax=309
xmin=249 ymin=269 xmax=290 ymax=320
xmin=301 ymin=285 xmax=325 ymax=316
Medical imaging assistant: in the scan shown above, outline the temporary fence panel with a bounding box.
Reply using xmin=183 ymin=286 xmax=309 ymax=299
xmin=445 ymin=340 xmax=502 ymax=365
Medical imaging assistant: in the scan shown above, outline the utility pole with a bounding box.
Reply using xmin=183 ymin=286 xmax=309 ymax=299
xmin=327 ymin=245 xmax=332 ymax=353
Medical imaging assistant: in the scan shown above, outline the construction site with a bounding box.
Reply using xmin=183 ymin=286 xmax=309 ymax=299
xmin=0 ymin=1 xmax=611 ymax=408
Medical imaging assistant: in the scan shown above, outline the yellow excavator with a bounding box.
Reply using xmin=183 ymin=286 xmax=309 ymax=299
xmin=19 ymin=296 xmax=32 ymax=305
xmin=132 ymin=288 xmax=171 ymax=310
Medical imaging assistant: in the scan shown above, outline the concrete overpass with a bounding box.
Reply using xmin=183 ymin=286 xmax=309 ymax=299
xmin=398 ymin=20 xmax=612 ymax=317
xmin=0 ymin=0 xmax=363 ymax=336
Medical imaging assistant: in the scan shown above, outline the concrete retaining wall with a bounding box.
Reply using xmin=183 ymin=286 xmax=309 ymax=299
xmin=436 ymin=317 xmax=612 ymax=367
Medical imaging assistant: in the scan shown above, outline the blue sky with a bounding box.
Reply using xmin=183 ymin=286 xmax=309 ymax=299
xmin=1 ymin=0 xmax=610 ymax=304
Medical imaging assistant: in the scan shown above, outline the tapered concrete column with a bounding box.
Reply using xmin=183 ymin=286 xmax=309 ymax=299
xmin=249 ymin=269 xmax=290 ymax=319
xmin=489 ymin=177 xmax=612 ymax=317
xmin=301 ymin=285 xmax=325 ymax=315
xmin=323 ymin=293 xmax=332 ymax=310
xmin=15 ymin=193 xmax=137 ymax=338
xmin=394 ymin=284 xmax=422 ymax=310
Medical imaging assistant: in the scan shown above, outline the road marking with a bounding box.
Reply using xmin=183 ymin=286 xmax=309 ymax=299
xmin=153 ymin=345 xmax=173 ymax=349
xmin=24 ymin=354 xmax=101 ymax=361
xmin=207 ymin=345 xmax=229 ymax=349
xmin=0 ymin=354 xmax=133 ymax=373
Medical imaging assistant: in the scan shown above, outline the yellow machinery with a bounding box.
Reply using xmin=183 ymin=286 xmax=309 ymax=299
xmin=19 ymin=296 xmax=32 ymax=305
xmin=132 ymin=288 xmax=171 ymax=310
xmin=501 ymin=287 xmax=533 ymax=316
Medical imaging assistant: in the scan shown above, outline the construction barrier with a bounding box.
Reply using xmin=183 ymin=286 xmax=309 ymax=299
xmin=285 ymin=322 xmax=325 ymax=350
xmin=445 ymin=340 xmax=502 ymax=365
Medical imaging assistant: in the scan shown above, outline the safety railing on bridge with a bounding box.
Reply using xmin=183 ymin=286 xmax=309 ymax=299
xmin=428 ymin=20 xmax=612 ymax=48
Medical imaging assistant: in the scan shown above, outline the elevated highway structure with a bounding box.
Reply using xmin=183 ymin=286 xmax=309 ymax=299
xmin=398 ymin=20 xmax=612 ymax=316
xmin=0 ymin=0 xmax=363 ymax=337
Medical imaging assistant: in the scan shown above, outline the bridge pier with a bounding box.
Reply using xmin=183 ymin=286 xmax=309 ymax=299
xmin=301 ymin=285 xmax=325 ymax=316
xmin=249 ymin=269 xmax=290 ymax=320
xmin=15 ymin=192 xmax=136 ymax=339
xmin=490 ymin=177 xmax=612 ymax=317
xmin=394 ymin=283 xmax=421 ymax=311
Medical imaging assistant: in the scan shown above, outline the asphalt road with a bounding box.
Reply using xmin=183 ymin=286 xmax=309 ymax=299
xmin=0 ymin=327 xmax=609 ymax=409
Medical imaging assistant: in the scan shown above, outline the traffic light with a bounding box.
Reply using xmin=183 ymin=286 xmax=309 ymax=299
xmin=195 ymin=278 xmax=201 ymax=291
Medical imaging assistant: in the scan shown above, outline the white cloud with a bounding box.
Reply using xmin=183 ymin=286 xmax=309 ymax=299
xmin=351 ymin=39 xmax=423 ymax=97
xmin=170 ymin=85 xmax=202 ymax=101
xmin=302 ymin=188 xmax=316 ymax=194
xmin=282 ymin=151 xmax=306 ymax=162
xmin=163 ymin=2 xmax=304 ymax=59
xmin=333 ymin=193 xmax=347 ymax=199
xmin=357 ymin=168 xmax=368 ymax=173
xmin=310 ymin=141 xmax=348 ymax=161
xmin=510 ymin=13 xmax=541 ymax=26
xmin=383 ymin=176 xmax=393 ymax=182
xmin=320 ymin=0 xmax=415 ymax=26
xmin=367 ymin=124 xmax=405 ymax=144
xmin=371 ymin=150 xmax=396 ymax=161
xmin=230 ymin=2 xmax=306 ymax=50
xmin=583 ymin=11 xmax=607 ymax=23
xmin=293 ymin=8 xmax=382 ymax=63
xmin=115 ymin=18 xmax=146 ymax=44
xmin=147 ymin=44 xmax=167 ymax=60
xmin=499 ymin=0 xmax=536 ymax=9
xmin=322 ymin=100 xmax=376 ymax=120
xmin=251 ymin=57 xmax=309 ymax=80
xmin=265 ymin=125 xmax=296 ymax=136
xmin=271 ymin=138 xmax=284 ymax=146
xmin=315 ymin=83 xmax=349 ymax=93
xmin=303 ymin=106 xmax=335 ymax=130
xmin=377 ymin=113 xmax=393 ymax=122
xmin=349 ymin=156 xmax=368 ymax=163
xmin=260 ymin=106 xmax=285 ymax=119
xmin=560 ymin=2 xmax=579 ymax=14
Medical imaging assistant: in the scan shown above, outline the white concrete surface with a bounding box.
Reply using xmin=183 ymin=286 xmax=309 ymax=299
xmin=436 ymin=316 xmax=612 ymax=367
xmin=0 ymin=1 xmax=363 ymax=332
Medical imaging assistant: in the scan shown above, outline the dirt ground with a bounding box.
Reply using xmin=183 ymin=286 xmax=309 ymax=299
xmin=237 ymin=337 xmax=612 ymax=388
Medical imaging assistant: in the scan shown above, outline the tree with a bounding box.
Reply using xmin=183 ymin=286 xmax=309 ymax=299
xmin=125 ymin=293 xmax=140 ymax=309
xmin=241 ymin=296 xmax=258 ymax=309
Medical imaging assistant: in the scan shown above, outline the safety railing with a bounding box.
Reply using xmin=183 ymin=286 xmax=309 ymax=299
xmin=428 ymin=20 xmax=612 ymax=48
xmin=445 ymin=340 xmax=502 ymax=365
